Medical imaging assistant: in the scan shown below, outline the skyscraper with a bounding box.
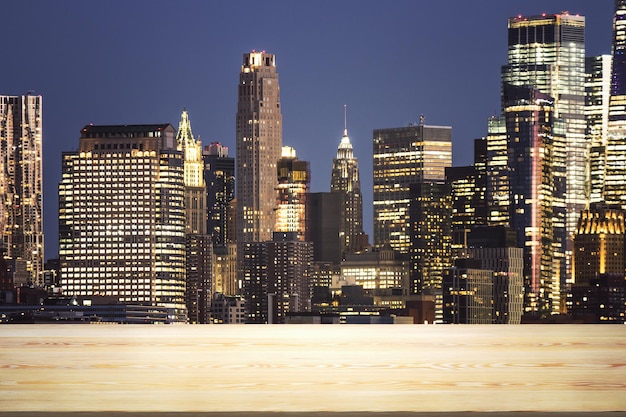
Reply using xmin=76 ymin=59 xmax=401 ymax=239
xmin=203 ymin=142 xmax=234 ymax=246
xmin=242 ymin=232 xmax=312 ymax=324
xmin=502 ymin=13 xmax=585 ymax=278
xmin=373 ymin=123 xmax=452 ymax=253
xmin=585 ymin=55 xmax=613 ymax=204
xmin=331 ymin=109 xmax=366 ymax=255
xmin=605 ymin=1 xmax=626 ymax=208
xmin=176 ymin=109 xmax=206 ymax=235
xmin=175 ymin=110 xmax=212 ymax=323
xmin=0 ymin=95 xmax=43 ymax=287
xmin=236 ymin=51 xmax=282 ymax=245
xmin=204 ymin=142 xmax=237 ymax=299
xmin=503 ymin=85 xmax=567 ymax=316
xmin=59 ymin=124 xmax=187 ymax=320
xmin=275 ymin=146 xmax=310 ymax=240
xmin=409 ymin=181 xmax=452 ymax=297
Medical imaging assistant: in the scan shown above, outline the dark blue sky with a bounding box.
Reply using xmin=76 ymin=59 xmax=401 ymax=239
xmin=1 ymin=1 xmax=614 ymax=260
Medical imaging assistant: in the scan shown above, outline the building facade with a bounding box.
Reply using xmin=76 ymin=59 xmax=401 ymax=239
xmin=373 ymin=124 xmax=452 ymax=253
xmin=59 ymin=124 xmax=187 ymax=321
xmin=241 ymin=232 xmax=312 ymax=324
xmin=331 ymin=119 xmax=366 ymax=255
xmin=585 ymin=55 xmax=613 ymax=204
xmin=236 ymin=51 xmax=282 ymax=245
xmin=0 ymin=95 xmax=44 ymax=287
xmin=203 ymin=142 xmax=235 ymax=246
xmin=605 ymin=1 xmax=626 ymax=209
xmin=572 ymin=205 xmax=625 ymax=287
xmin=443 ymin=259 xmax=494 ymax=325
xmin=175 ymin=110 xmax=212 ymax=323
xmin=504 ymin=85 xmax=567 ymax=316
xmin=307 ymin=192 xmax=342 ymax=264
xmin=275 ymin=146 xmax=309 ymax=240
xmin=409 ymin=181 xmax=452 ymax=297
xmin=502 ymin=13 xmax=586 ymax=258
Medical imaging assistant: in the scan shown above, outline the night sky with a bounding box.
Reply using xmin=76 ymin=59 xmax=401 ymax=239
xmin=0 ymin=1 xmax=615 ymax=260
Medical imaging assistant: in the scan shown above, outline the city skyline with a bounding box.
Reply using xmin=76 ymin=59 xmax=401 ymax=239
xmin=0 ymin=1 xmax=615 ymax=260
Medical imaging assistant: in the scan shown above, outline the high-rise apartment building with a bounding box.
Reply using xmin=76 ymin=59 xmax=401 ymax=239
xmin=0 ymin=95 xmax=43 ymax=286
xmin=586 ymin=55 xmax=613 ymax=204
xmin=331 ymin=113 xmax=366 ymax=255
xmin=373 ymin=124 xmax=452 ymax=253
xmin=275 ymin=146 xmax=309 ymax=239
xmin=236 ymin=51 xmax=282 ymax=245
xmin=504 ymin=85 xmax=567 ymax=316
xmin=502 ymin=13 xmax=585 ymax=278
xmin=59 ymin=124 xmax=187 ymax=320
xmin=242 ymin=232 xmax=312 ymax=324
xmin=605 ymin=1 xmax=626 ymax=208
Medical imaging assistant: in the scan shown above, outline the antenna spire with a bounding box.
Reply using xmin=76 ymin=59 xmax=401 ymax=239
xmin=343 ymin=104 xmax=348 ymax=136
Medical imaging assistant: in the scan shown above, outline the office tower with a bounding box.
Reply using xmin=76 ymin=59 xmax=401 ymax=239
xmin=443 ymin=259 xmax=494 ymax=324
xmin=572 ymin=205 xmax=625 ymax=287
xmin=59 ymin=124 xmax=187 ymax=320
xmin=176 ymin=110 xmax=212 ymax=323
xmin=307 ymin=192 xmax=342 ymax=264
xmin=486 ymin=116 xmax=510 ymax=226
xmin=409 ymin=182 xmax=452 ymax=323
xmin=331 ymin=111 xmax=366 ymax=255
xmin=446 ymin=138 xmax=488 ymax=247
xmin=444 ymin=228 xmax=524 ymax=325
xmin=373 ymin=123 xmax=452 ymax=253
xmin=467 ymin=226 xmax=524 ymax=324
xmin=204 ymin=142 xmax=237 ymax=298
xmin=504 ymin=85 xmax=567 ymax=316
xmin=241 ymin=232 xmax=312 ymax=324
xmin=176 ymin=109 xmax=206 ymax=234
xmin=503 ymin=13 xmax=586 ymax=255
xmin=571 ymin=204 xmax=625 ymax=323
xmin=203 ymin=142 xmax=234 ymax=246
xmin=605 ymin=1 xmax=626 ymax=208
xmin=586 ymin=55 xmax=613 ymax=204
xmin=341 ymin=247 xmax=409 ymax=293
xmin=185 ymin=234 xmax=212 ymax=324
xmin=236 ymin=51 xmax=282 ymax=245
xmin=0 ymin=95 xmax=43 ymax=287
xmin=275 ymin=146 xmax=310 ymax=239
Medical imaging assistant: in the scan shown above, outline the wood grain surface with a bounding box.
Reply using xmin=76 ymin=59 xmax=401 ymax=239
xmin=0 ymin=325 xmax=624 ymax=413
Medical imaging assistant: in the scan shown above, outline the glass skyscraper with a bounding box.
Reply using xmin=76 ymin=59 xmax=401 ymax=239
xmin=503 ymin=85 xmax=567 ymax=316
xmin=502 ymin=13 xmax=585 ymax=280
xmin=585 ymin=55 xmax=613 ymax=204
xmin=0 ymin=95 xmax=43 ymax=287
xmin=373 ymin=124 xmax=452 ymax=254
xmin=605 ymin=0 xmax=626 ymax=208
